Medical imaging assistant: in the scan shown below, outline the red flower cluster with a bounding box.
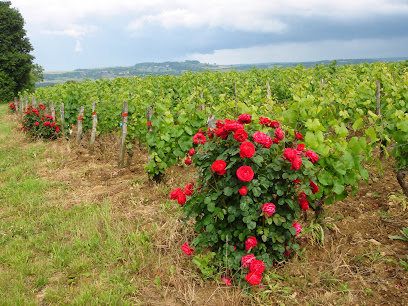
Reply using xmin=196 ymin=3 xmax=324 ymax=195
xmin=283 ymin=148 xmax=303 ymax=170
xmin=170 ymin=188 xmax=186 ymax=205
xmin=193 ymin=130 xmax=206 ymax=144
xmin=242 ymin=254 xmax=265 ymax=285
xmin=259 ymin=117 xmax=279 ymax=128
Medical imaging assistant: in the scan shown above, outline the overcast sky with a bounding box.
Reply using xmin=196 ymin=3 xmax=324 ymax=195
xmin=10 ymin=0 xmax=408 ymax=71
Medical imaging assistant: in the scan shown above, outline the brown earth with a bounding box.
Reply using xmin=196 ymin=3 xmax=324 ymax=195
xmin=8 ymin=114 xmax=408 ymax=305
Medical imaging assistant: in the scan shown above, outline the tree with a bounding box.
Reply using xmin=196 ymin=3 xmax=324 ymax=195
xmin=0 ymin=1 xmax=40 ymax=103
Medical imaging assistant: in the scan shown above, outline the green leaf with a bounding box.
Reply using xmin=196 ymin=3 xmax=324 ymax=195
xmin=333 ymin=180 xmax=345 ymax=195
xmin=252 ymin=155 xmax=264 ymax=166
xmin=207 ymin=202 xmax=215 ymax=212
xmin=224 ymin=187 xmax=233 ymax=196
xmin=352 ymin=118 xmax=364 ymax=131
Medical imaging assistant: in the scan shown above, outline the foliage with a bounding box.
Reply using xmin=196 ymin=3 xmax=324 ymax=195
xmin=0 ymin=1 xmax=41 ymax=102
xmin=171 ymin=115 xmax=320 ymax=285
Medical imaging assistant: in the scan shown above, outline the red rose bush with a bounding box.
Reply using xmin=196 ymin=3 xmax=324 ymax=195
xmin=170 ymin=114 xmax=319 ymax=286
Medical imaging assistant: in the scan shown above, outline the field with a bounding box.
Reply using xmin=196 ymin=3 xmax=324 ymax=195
xmin=1 ymin=102 xmax=407 ymax=305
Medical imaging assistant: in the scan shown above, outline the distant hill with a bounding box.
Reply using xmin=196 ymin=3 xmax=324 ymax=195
xmin=38 ymin=57 xmax=408 ymax=88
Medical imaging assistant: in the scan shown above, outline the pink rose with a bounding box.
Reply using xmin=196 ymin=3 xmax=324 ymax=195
xmin=262 ymin=203 xmax=276 ymax=217
xmin=253 ymin=131 xmax=272 ymax=148
xmin=245 ymin=236 xmax=257 ymax=251
xmin=305 ymin=150 xmax=319 ymax=163
xmin=221 ymin=277 xmax=232 ymax=286
xmin=293 ymin=222 xmax=302 ymax=236
xmin=275 ymin=128 xmax=284 ymax=140
xmin=241 ymin=254 xmax=256 ymax=267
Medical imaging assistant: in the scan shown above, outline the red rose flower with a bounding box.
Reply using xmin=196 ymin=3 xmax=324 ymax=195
xmin=249 ymin=260 xmax=265 ymax=274
xmin=245 ymin=272 xmax=262 ymax=286
xmin=299 ymin=198 xmax=309 ymax=211
xmin=170 ymin=188 xmax=186 ymax=205
xmin=305 ymin=150 xmax=319 ymax=163
xmin=184 ymin=184 xmax=194 ymax=196
xmin=238 ymin=113 xmax=252 ymax=124
xmin=253 ymin=131 xmax=272 ymax=148
xmin=259 ymin=116 xmax=271 ymax=126
xmin=245 ymin=236 xmax=257 ymax=251
xmin=239 ymin=141 xmax=255 ymax=158
xmin=275 ymin=128 xmax=284 ymax=140
xmin=241 ymin=254 xmax=256 ymax=267
xmin=262 ymin=203 xmax=276 ymax=217
xmin=234 ymin=129 xmax=248 ymax=142
xmin=270 ymin=121 xmax=280 ymax=128
xmin=297 ymin=144 xmax=305 ymax=151
xmin=221 ymin=277 xmax=232 ymax=286
xmin=309 ymin=179 xmax=319 ymax=194
xmin=236 ymin=166 xmax=254 ymax=182
xmin=291 ymin=156 xmax=302 ymax=170
xmin=284 ymin=246 xmax=293 ymax=256
xmin=295 ymin=132 xmax=303 ymax=140
xmin=293 ymin=179 xmax=301 ymax=184
xmin=212 ymin=160 xmax=227 ymax=175
xmin=188 ymin=148 xmax=195 ymax=156
xmin=181 ymin=243 xmax=194 ymax=255
xmin=283 ymin=148 xmax=297 ymax=161
xmin=224 ymin=119 xmax=244 ymax=131
xmin=193 ymin=132 xmax=206 ymax=144
xmin=35 ymin=122 xmax=39 ymax=126
xmin=185 ymin=158 xmax=192 ymax=165
xmin=216 ymin=120 xmax=225 ymax=128
xmin=215 ymin=127 xmax=230 ymax=139
xmin=239 ymin=186 xmax=248 ymax=196
xmin=293 ymin=222 xmax=302 ymax=236
xmin=272 ymin=138 xmax=280 ymax=144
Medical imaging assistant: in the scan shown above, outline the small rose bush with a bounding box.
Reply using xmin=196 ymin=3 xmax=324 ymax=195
xmin=170 ymin=114 xmax=319 ymax=285
xmin=22 ymin=104 xmax=61 ymax=139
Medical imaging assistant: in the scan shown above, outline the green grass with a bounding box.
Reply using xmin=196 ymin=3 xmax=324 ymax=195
xmin=0 ymin=105 xmax=154 ymax=304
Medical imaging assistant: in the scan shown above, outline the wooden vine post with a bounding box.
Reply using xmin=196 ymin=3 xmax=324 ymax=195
xmin=49 ymin=101 xmax=56 ymax=121
xmin=89 ymin=101 xmax=98 ymax=154
xmin=32 ymin=97 xmax=37 ymax=108
xmin=60 ymin=103 xmax=66 ymax=137
xmin=19 ymin=97 xmax=23 ymax=121
xmin=266 ymin=82 xmax=271 ymax=97
xmin=376 ymin=80 xmax=381 ymax=116
xmin=76 ymin=106 xmax=84 ymax=144
xmin=24 ymin=97 xmax=28 ymax=111
xmin=234 ymin=82 xmax=238 ymax=116
xmin=146 ymin=107 xmax=154 ymax=165
xmin=14 ymin=97 xmax=18 ymax=112
xmin=118 ymin=101 xmax=128 ymax=168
